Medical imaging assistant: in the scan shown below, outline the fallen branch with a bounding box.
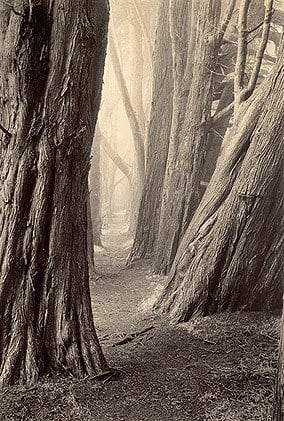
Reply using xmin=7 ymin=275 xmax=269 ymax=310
xmin=112 ymin=326 xmax=155 ymax=347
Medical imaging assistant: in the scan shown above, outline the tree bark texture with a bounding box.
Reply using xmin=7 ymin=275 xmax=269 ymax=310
xmin=154 ymin=0 xmax=222 ymax=275
xmin=0 ymin=0 xmax=109 ymax=386
xmin=128 ymin=0 xmax=173 ymax=262
xmin=155 ymin=44 xmax=284 ymax=323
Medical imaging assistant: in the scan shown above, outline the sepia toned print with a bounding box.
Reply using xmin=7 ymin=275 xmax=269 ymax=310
xmin=0 ymin=1 xmax=283 ymax=420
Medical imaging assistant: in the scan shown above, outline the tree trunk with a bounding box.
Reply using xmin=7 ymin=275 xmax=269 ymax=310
xmin=155 ymin=43 xmax=284 ymax=323
xmin=0 ymin=0 xmax=109 ymax=386
xmin=128 ymin=0 xmax=173 ymax=262
xmin=130 ymin=12 xmax=146 ymax=141
xmin=108 ymin=29 xmax=145 ymax=189
xmin=202 ymin=80 xmax=234 ymax=186
xmin=154 ymin=0 xmax=222 ymax=275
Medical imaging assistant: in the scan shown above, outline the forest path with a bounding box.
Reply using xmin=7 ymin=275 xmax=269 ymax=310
xmin=0 ymin=216 xmax=279 ymax=421
xmin=88 ymin=216 xmax=279 ymax=421
xmin=91 ymin=214 xmax=164 ymax=344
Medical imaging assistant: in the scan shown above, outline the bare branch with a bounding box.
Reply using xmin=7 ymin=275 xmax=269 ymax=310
xmin=108 ymin=27 xmax=145 ymax=178
xmin=132 ymin=0 xmax=152 ymax=69
xmin=211 ymin=101 xmax=234 ymax=125
xmin=235 ymin=0 xmax=250 ymax=94
xmin=216 ymin=0 xmax=237 ymax=46
xmin=245 ymin=0 xmax=274 ymax=96
xmin=248 ymin=20 xmax=264 ymax=35
xmin=98 ymin=128 xmax=132 ymax=183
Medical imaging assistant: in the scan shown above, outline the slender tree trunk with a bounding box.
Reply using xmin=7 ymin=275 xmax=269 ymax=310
xmin=0 ymin=0 xmax=109 ymax=386
xmin=130 ymin=10 xmax=146 ymax=140
xmin=154 ymin=0 xmax=222 ymax=275
xmin=100 ymin=130 xmax=132 ymax=184
xmin=155 ymin=43 xmax=284 ymax=323
xmin=108 ymin=29 xmax=145 ymax=188
xmin=128 ymin=0 xmax=173 ymax=262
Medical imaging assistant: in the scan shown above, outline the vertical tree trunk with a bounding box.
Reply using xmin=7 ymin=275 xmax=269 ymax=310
xmin=155 ymin=43 xmax=284 ymax=323
xmin=128 ymin=0 xmax=173 ymax=262
xmin=130 ymin=14 xmax=146 ymax=140
xmin=154 ymin=0 xmax=222 ymax=275
xmin=0 ymin=0 xmax=109 ymax=386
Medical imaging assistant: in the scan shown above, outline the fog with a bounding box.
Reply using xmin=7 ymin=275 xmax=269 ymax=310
xmin=89 ymin=0 xmax=158 ymax=237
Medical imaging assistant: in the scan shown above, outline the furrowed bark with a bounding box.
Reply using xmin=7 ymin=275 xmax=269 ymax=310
xmin=0 ymin=0 xmax=109 ymax=386
xmin=155 ymin=44 xmax=284 ymax=323
xmin=154 ymin=0 xmax=222 ymax=275
xmin=128 ymin=0 xmax=173 ymax=262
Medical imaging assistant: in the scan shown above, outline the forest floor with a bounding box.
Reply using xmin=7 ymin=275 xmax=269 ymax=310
xmin=0 ymin=215 xmax=281 ymax=421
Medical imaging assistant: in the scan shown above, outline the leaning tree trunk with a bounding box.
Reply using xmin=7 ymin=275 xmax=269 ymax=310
xmin=275 ymin=299 xmax=284 ymax=420
xmin=0 ymin=0 xmax=109 ymax=386
xmin=154 ymin=0 xmax=222 ymax=275
xmin=155 ymin=42 xmax=284 ymax=323
xmin=108 ymin=29 xmax=145 ymax=194
xmin=128 ymin=0 xmax=173 ymax=262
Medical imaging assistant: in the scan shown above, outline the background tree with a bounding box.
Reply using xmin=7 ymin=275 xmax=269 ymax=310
xmin=0 ymin=0 xmax=109 ymax=386
xmin=154 ymin=0 xmax=230 ymax=275
xmin=108 ymin=24 xmax=145 ymax=232
xmin=128 ymin=0 xmax=173 ymax=263
xmin=155 ymin=0 xmax=283 ymax=323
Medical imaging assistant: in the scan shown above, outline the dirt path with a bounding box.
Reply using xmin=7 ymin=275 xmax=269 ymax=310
xmin=91 ymin=221 xmax=162 ymax=338
xmin=88 ymin=222 xmax=280 ymax=421
xmin=0 ymin=220 xmax=280 ymax=421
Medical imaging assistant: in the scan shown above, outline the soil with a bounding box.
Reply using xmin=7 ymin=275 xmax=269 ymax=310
xmin=0 ymin=217 xmax=280 ymax=421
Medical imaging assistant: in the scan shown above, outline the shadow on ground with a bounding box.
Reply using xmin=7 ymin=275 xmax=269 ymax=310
xmin=0 ymin=222 xmax=280 ymax=421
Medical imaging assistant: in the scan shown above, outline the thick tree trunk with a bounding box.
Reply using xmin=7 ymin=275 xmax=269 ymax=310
xmin=154 ymin=0 xmax=222 ymax=275
xmin=155 ymin=44 xmax=284 ymax=323
xmin=0 ymin=0 xmax=109 ymax=386
xmin=128 ymin=0 xmax=173 ymax=262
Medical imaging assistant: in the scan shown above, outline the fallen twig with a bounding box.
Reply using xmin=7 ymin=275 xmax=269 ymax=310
xmin=112 ymin=326 xmax=155 ymax=347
